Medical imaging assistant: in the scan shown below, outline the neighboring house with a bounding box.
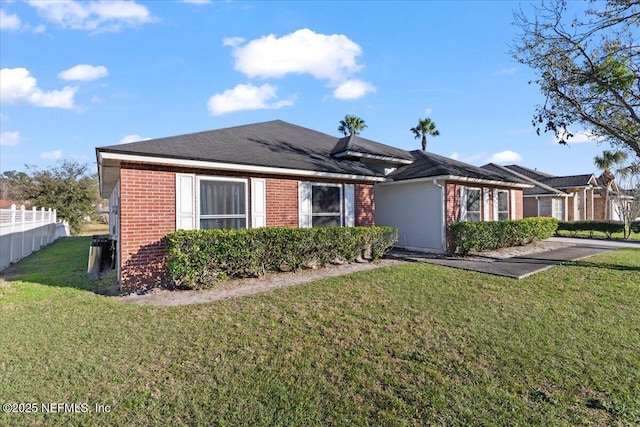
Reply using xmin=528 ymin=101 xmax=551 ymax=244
xmin=96 ymin=120 xmax=529 ymax=291
xmin=481 ymin=164 xmax=606 ymax=221
xmin=375 ymin=152 xmax=531 ymax=253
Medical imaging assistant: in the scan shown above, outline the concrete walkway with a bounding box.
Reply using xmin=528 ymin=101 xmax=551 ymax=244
xmin=547 ymin=236 xmax=640 ymax=249
xmin=385 ymin=240 xmax=627 ymax=279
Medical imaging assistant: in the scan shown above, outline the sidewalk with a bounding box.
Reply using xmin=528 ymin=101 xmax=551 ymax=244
xmin=385 ymin=241 xmax=617 ymax=279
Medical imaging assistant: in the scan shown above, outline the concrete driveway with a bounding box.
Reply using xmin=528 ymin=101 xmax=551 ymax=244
xmin=547 ymin=236 xmax=640 ymax=249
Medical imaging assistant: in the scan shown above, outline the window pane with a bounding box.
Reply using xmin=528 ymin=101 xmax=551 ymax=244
xmin=498 ymin=191 xmax=508 ymax=211
xmin=200 ymin=181 xmax=245 ymax=216
xmin=467 ymin=189 xmax=481 ymax=212
xmin=498 ymin=212 xmax=509 ymax=221
xmin=467 ymin=212 xmax=481 ymax=222
xmin=312 ymin=216 xmax=341 ymax=227
xmin=312 ymin=186 xmax=341 ymax=214
xmin=200 ymin=218 xmax=246 ymax=230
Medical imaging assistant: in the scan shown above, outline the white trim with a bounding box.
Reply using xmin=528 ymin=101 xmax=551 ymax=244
xmin=176 ymin=174 xmax=195 ymax=230
xmin=379 ymin=174 xmax=532 ymax=189
xmin=344 ymin=184 xmax=355 ymax=227
xmin=98 ymin=151 xmax=386 ymax=182
xmin=251 ymin=178 xmax=266 ymax=228
xmin=461 ymin=186 xmax=481 ymax=222
xmin=510 ymin=189 xmax=517 ymax=219
xmin=196 ymin=176 xmax=249 ymax=229
xmin=483 ymin=188 xmax=490 ymax=221
xmin=298 ymin=182 xmax=312 ymax=228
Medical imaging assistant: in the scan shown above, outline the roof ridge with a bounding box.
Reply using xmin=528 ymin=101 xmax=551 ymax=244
xmin=486 ymin=163 xmax=568 ymax=195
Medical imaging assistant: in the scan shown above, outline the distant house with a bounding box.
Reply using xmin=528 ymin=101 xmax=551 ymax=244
xmin=97 ymin=120 xmax=529 ymax=292
xmin=481 ymin=164 xmax=612 ymax=221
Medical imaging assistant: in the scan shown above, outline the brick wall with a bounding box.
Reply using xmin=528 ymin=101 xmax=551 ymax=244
xmin=355 ymin=184 xmax=375 ymax=226
xmin=117 ymin=163 xmax=376 ymax=291
xmin=266 ymin=178 xmax=298 ymax=227
xmin=119 ymin=164 xmax=175 ymax=292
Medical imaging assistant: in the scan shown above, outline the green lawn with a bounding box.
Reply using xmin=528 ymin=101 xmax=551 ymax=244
xmin=1 ymin=237 xmax=639 ymax=426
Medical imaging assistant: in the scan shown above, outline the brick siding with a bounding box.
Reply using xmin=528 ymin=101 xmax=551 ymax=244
xmin=117 ymin=163 xmax=376 ymax=291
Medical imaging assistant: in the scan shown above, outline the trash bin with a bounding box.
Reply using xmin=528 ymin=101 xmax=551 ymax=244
xmin=87 ymin=240 xmax=102 ymax=276
xmin=92 ymin=235 xmax=113 ymax=271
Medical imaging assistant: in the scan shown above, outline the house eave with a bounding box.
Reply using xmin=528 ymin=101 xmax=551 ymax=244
xmin=332 ymin=150 xmax=414 ymax=165
xmin=378 ymin=175 xmax=533 ymax=188
xmin=97 ymin=151 xmax=386 ymax=197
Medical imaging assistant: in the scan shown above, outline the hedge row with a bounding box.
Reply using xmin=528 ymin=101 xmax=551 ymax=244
xmin=556 ymin=220 xmax=625 ymax=238
xmin=448 ymin=217 xmax=558 ymax=255
xmin=165 ymin=226 xmax=398 ymax=289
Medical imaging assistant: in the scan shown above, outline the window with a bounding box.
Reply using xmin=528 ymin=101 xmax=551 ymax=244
xmin=464 ymin=187 xmax=482 ymax=222
xmin=496 ymin=190 xmax=509 ymax=221
xmin=552 ymin=198 xmax=564 ymax=220
xmin=311 ymin=184 xmax=342 ymax=227
xmin=198 ymin=178 xmax=247 ymax=230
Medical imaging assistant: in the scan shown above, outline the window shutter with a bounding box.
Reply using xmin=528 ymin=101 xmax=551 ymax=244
xmin=483 ymin=188 xmax=490 ymax=221
xmin=251 ymin=178 xmax=266 ymax=228
xmin=344 ymin=184 xmax=355 ymax=227
xmin=298 ymin=182 xmax=312 ymax=228
xmin=493 ymin=190 xmax=499 ymax=221
xmin=510 ymin=190 xmax=517 ymax=219
xmin=176 ymin=174 xmax=196 ymax=230
xmin=460 ymin=186 xmax=467 ymax=221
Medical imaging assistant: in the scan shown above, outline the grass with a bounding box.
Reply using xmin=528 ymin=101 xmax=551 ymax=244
xmin=0 ymin=238 xmax=639 ymax=426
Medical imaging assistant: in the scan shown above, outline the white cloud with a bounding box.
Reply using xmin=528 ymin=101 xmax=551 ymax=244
xmin=1 ymin=68 xmax=77 ymax=109
xmin=229 ymin=28 xmax=363 ymax=83
xmin=0 ymin=131 xmax=21 ymax=146
xmin=207 ymin=83 xmax=293 ymax=116
xmin=450 ymin=152 xmax=460 ymax=161
xmin=178 ymin=0 xmax=211 ymax=4
xmin=119 ymin=134 xmax=150 ymax=144
xmin=0 ymin=9 xmax=22 ymax=31
xmin=41 ymin=150 xmax=63 ymax=159
xmin=27 ymin=0 xmax=154 ymax=32
xmin=492 ymin=67 xmax=516 ymax=76
xmin=223 ymin=36 xmax=245 ymax=47
xmin=333 ymin=79 xmax=376 ymax=100
xmin=554 ymin=129 xmax=604 ymax=144
xmin=58 ymin=64 xmax=108 ymax=81
xmin=487 ymin=150 xmax=523 ymax=163
xmin=424 ymin=108 xmax=433 ymax=116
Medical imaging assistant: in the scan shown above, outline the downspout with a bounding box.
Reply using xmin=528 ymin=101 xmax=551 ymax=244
xmin=434 ymin=179 xmax=447 ymax=253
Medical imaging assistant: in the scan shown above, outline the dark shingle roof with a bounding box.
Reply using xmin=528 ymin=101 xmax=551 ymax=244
xmin=97 ymin=120 xmax=393 ymax=177
xmin=331 ymin=134 xmax=414 ymax=163
xmin=387 ymin=151 xmax=527 ymax=186
xmin=503 ymin=164 xmax=554 ymax=181
xmin=481 ymin=163 xmax=568 ymax=196
xmin=539 ymin=174 xmax=597 ymax=189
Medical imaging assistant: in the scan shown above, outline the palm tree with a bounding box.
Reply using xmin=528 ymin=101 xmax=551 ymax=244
xmin=338 ymin=115 xmax=367 ymax=136
xmin=410 ymin=118 xmax=440 ymax=151
xmin=594 ymin=149 xmax=628 ymax=219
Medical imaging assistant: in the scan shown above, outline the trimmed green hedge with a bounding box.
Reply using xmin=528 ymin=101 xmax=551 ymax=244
xmin=165 ymin=226 xmax=398 ymax=289
xmin=631 ymin=221 xmax=640 ymax=233
xmin=448 ymin=217 xmax=558 ymax=255
xmin=557 ymin=220 xmax=625 ymax=238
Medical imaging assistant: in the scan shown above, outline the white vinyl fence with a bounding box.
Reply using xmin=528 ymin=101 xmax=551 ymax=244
xmin=0 ymin=204 xmax=69 ymax=271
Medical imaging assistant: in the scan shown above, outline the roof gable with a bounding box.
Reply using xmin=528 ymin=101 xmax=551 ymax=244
xmin=331 ymin=134 xmax=414 ymax=164
xmin=387 ymin=151 xmax=529 ymax=187
xmin=481 ymin=163 xmax=569 ymax=196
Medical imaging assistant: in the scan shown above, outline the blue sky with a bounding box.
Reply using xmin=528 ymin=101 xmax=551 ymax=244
xmin=0 ymin=0 xmax=611 ymax=177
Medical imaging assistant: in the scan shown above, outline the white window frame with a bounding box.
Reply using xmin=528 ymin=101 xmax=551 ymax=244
xmin=494 ymin=189 xmax=510 ymax=221
xmin=310 ymin=182 xmax=343 ymax=227
xmin=196 ymin=176 xmax=248 ymax=230
xmin=461 ymin=186 xmax=482 ymax=222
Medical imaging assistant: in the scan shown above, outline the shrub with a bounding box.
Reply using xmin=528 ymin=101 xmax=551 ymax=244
xmin=556 ymin=220 xmax=625 ymax=238
xmin=165 ymin=226 xmax=398 ymax=289
xmin=448 ymin=217 xmax=558 ymax=255
xmin=631 ymin=221 xmax=640 ymax=233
